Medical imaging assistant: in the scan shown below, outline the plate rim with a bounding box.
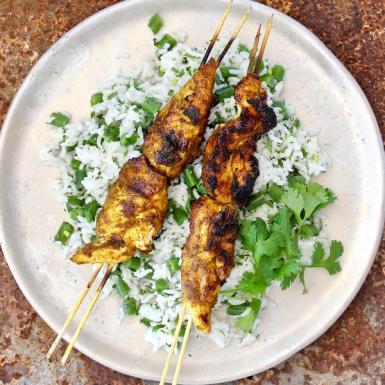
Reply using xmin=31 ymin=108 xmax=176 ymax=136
xmin=0 ymin=0 xmax=384 ymax=383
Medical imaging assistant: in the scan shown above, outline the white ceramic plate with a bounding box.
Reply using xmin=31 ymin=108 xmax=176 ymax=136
xmin=0 ymin=0 xmax=384 ymax=383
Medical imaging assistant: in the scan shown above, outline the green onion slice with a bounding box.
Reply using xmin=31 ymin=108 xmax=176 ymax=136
xmin=54 ymin=222 xmax=74 ymax=245
xmin=148 ymin=13 xmax=164 ymax=34
xmin=90 ymin=92 xmax=103 ymax=106
xmin=115 ymin=278 xmax=130 ymax=298
xmin=50 ymin=112 xmax=69 ymax=127
xmin=215 ymin=85 xmax=235 ymax=101
xmin=154 ymin=34 xmax=177 ymax=50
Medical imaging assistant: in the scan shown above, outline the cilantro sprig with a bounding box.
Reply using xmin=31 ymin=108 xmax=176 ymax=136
xmin=226 ymin=176 xmax=343 ymax=332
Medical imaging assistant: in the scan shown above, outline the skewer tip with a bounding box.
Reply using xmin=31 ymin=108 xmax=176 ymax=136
xmin=255 ymin=14 xmax=274 ymax=73
xmin=201 ymin=0 xmax=234 ymax=65
xmin=216 ymin=5 xmax=252 ymax=65
xmin=247 ymin=24 xmax=262 ymax=74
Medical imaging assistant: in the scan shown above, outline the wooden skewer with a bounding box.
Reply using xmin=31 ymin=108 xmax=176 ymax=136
xmin=61 ymin=263 xmax=114 ymax=364
xmin=255 ymin=15 xmax=274 ymax=73
xmin=217 ymin=7 xmax=252 ymax=65
xmin=159 ymin=303 xmax=187 ymax=385
xmin=47 ymin=263 xmax=103 ymax=359
xmin=171 ymin=316 xmax=193 ymax=385
xmin=247 ymin=24 xmax=262 ymax=74
xmin=201 ymin=0 xmax=234 ymax=65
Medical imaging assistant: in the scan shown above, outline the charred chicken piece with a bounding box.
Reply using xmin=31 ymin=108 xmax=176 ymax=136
xmin=143 ymin=59 xmax=217 ymax=179
xmin=71 ymin=156 xmax=168 ymax=264
xmin=202 ymin=73 xmax=276 ymax=206
xmin=181 ymin=196 xmax=238 ymax=333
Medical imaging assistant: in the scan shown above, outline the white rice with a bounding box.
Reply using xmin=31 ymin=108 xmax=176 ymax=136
xmin=41 ymin=31 xmax=330 ymax=351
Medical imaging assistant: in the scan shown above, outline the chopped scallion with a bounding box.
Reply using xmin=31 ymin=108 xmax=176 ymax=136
xmin=65 ymin=144 xmax=77 ymax=153
xmin=142 ymin=97 xmax=162 ymax=115
xmin=84 ymin=200 xmax=99 ymax=222
xmin=67 ymin=196 xmax=85 ymax=209
xmin=227 ymin=303 xmax=248 ymax=316
xmin=103 ymin=122 xmax=120 ymax=142
xmin=120 ymin=132 xmax=138 ymax=147
xmin=70 ymin=159 xmax=81 ymax=171
xmin=196 ymin=182 xmax=207 ymax=196
xmin=215 ymin=85 xmax=234 ymax=101
xmin=148 ymin=13 xmax=164 ymax=34
xmin=261 ymin=73 xmax=276 ymax=90
xmin=84 ymin=133 xmax=98 ymax=146
xmin=140 ymin=113 xmax=154 ymax=130
xmin=167 ymin=256 xmax=180 ymax=274
xmin=69 ymin=207 xmax=84 ymax=221
xmin=155 ymin=278 xmax=169 ymax=292
xmin=183 ymin=166 xmax=199 ymax=188
xmin=272 ymin=64 xmax=285 ymax=82
xmin=123 ymin=297 xmax=138 ymax=315
xmin=90 ymin=92 xmax=103 ymax=106
xmin=238 ymin=43 xmax=250 ymax=53
xmin=54 ymin=222 xmax=74 ymax=245
xmin=50 ymin=112 xmax=69 ymax=127
xmin=220 ymin=66 xmax=236 ymax=79
xmin=115 ymin=278 xmax=130 ymax=298
xmin=108 ymin=91 xmax=117 ymax=100
xmin=74 ymin=169 xmax=87 ymax=189
xmin=124 ymin=257 xmax=141 ymax=271
xmin=140 ymin=318 xmax=151 ymax=327
xmin=173 ymin=207 xmax=188 ymax=225
xmin=154 ymin=34 xmax=177 ymax=50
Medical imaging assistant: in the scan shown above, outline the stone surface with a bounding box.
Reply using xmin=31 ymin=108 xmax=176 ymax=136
xmin=0 ymin=1 xmax=384 ymax=384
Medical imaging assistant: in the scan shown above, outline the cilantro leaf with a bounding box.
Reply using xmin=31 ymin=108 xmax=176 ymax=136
xmin=307 ymin=240 xmax=343 ymax=274
xmin=302 ymin=183 xmax=334 ymax=219
xmin=324 ymin=240 xmax=344 ymax=274
xmin=255 ymin=231 xmax=285 ymax=261
xmin=288 ymin=174 xmax=306 ymax=188
xmin=278 ymin=261 xmax=302 ymax=289
xmin=311 ymin=241 xmax=325 ymax=265
xmin=235 ymin=298 xmax=261 ymax=332
xmin=237 ymin=272 xmax=267 ymax=297
xmin=271 ymin=208 xmax=300 ymax=259
xmin=237 ymin=252 xmax=283 ymax=297
xmin=299 ymin=223 xmax=320 ymax=238
xmin=240 ymin=221 xmax=258 ymax=253
xmin=281 ymin=187 xmax=304 ymax=224
xmin=281 ymin=183 xmax=336 ymax=225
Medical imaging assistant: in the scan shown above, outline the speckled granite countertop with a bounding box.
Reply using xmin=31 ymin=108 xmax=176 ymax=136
xmin=0 ymin=1 xmax=384 ymax=384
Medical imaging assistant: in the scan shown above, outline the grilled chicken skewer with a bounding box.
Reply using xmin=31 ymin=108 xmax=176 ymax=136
xmin=182 ymin=16 xmax=275 ymax=336
xmin=182 ymin=196 xmax=238 ymax=332
xmin=202 ymin=25 xmax=276 ymax=206
xmin=143 ymin=5 xmax=250 ymax=179
xmin=163 ymin=17 xmax=276 ymax=385
xmin=71 ymin=155 xmax=169 ymax=264
xmin=49 ymin=2 xmax=250 ymax=364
